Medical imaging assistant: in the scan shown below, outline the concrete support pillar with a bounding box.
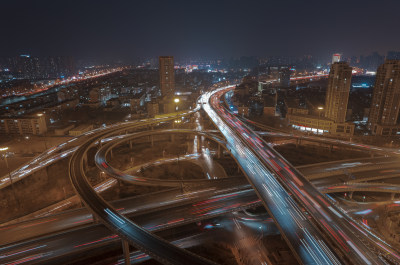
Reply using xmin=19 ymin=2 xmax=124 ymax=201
xmin=121 ymin=239 xmax=130 ymax=265
xmin=218 ymin=144 xmax=223 ymax=159
xmin=196 ymin=137 xmax=201 ymax=153
xmin=44 ymin=166 xmax=50 ymax=182
xmin=83 ymin=154 xmax=88 ymax=169
xmin=349 ymin=191 xmax=354 ymax=199
xmin=296 ymin=139 xmax=300 ymax=148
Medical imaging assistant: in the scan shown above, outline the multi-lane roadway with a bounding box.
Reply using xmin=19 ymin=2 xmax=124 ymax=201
xmin=2 ymin=84 xmax=400 ymax=265
xmin=203 ymin=86 xmax=400 ymax=264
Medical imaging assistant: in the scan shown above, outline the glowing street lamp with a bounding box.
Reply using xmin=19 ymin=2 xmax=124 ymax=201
xmin=174 ymin=98 xmax=180 ymax=112
xmin=317 ymin=106 xmax=324 ymax=134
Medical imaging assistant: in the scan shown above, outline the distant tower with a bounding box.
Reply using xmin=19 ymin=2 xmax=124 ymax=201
xmin=368 ymin=60 xmax=400 ymax=134
xmin=159 ymin=56 xmax=175 ymax=97
xmin=332 ymin=53 xmax=342 ymax=64
xmin=325 ymin=62 xmax=352 ymax=123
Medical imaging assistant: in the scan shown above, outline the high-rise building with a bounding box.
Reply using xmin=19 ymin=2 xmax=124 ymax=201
xmin=159 ymin=56 xmax=175 ymax=97
xmin=324 ymin=62 xmax=352 ymax=123
xmin=332 ymin=53 xmax=342 ymax=64
xmin=368 ymin=60 xmax=400 ymax=135
xmin=279 ymin=68 xmax=292 ymax=88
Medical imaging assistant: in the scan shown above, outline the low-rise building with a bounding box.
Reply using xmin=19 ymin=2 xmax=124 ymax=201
xmin=130 ymin=92 xmax=146 ymax=111
xmin=285 ymin=98 xmax=309 ymax=115
xmin=263 ymin=96 xmax=276 ymax=116
xmin=44 ymin=98 xmax=79 ymax=112
xmin=369 ymin=124 xmax=400 ymax=136
xmin=287 ymin=113 xmax=354 ymax=136
xmin=0 ymin=113 xmax=47 ymax=135
xmin=147 ymin=100 xmax=160 ymax=118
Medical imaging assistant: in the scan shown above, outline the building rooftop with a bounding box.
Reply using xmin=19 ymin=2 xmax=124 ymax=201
xmin=263 ymin=96 xmax=276 ymax=107
xmin=285 ymin=98 xmax=307 ymax=109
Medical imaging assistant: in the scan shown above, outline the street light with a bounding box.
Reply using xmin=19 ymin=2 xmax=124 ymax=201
xmin=174 ymin=98 xmax=180 ymax=112
xmin=317 ymin=106 xmax=324 ymax=135
xmin=0 ymin=147 xmax=19 ymax=207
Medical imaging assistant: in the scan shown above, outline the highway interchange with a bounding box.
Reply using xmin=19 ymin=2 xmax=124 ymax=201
xmin=1 ymin=84 xmax=400 ymax=264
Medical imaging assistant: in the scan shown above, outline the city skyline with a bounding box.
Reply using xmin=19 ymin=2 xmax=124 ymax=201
xmin=2 ymin=1 xmax=400 ymax=265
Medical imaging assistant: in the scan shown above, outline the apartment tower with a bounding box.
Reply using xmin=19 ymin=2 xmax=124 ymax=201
xmin=324 ymin=62 xmax=352 ymax=123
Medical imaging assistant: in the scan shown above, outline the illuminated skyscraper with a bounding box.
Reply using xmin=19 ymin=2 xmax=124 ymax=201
xmin=368 ymin=60 xmax=400 ymax=135
xmin=325 ymin=62 xmax=352 ymax=123
xmin=159 ymin=56 xmax=175 ymax=97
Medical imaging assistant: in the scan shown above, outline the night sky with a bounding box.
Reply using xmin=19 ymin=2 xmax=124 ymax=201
xmin=2 ymin=0 xmax=400 ymax=59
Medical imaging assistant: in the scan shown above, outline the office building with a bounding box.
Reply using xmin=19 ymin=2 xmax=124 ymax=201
xmin=325 ymin=62 xmax=352 ymax=123
xmin=368 ymin=60 xmax=400 ymax=135
xmin=159 ymin=56 xmax=175 ymax=97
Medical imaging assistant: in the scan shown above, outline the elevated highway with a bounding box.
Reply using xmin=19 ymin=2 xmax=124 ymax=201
xmin=205 ymin=86 xmax=400 ymax=264
xmin=202 ymin=88 xmax=344 ymax=264
xmin=2 ymin=85 xmax=400 ymax=264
